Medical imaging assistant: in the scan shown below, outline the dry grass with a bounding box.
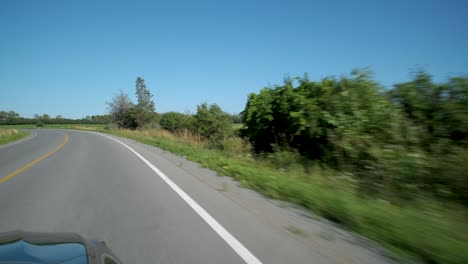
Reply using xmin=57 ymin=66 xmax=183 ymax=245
xmin=0 ymin=128 xmax=29 ymax=145
xmin=0 ymin=129 xmax=19 ymax=137
xmin=69 ymin=125 xmax=100 ymax=131
xmin=120 ymin=128 xmax=207 ymax=147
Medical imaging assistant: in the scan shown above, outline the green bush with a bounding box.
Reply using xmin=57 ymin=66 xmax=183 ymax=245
xmin=242 ymin=70 xmax=468 ymax=205
xmin=122 ymin=106 xmax=139 ymax=129
xmin=159 ymin=112 xmax=194 ymax=133
xmin=193 ymin=103 xmax=232 ymax=148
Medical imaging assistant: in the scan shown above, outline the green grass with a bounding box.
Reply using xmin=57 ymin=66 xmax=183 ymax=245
xmin=0 ymin=129 xmax=30 ymax=145
xmin=0 ymin=124 xmax=37 ymax=129
xmin=231 ymin=123 xmax=243 ymax=130
xmin=3 ymin=124 xmax=466 ymax=263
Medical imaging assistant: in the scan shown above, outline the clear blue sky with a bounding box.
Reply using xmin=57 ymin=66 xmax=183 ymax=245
xmin=1 ymin=0 xmax=467 ymax=118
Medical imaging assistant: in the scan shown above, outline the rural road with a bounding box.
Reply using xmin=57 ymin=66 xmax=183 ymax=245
xmin=0 ymin=129 xmax=393 ymax=264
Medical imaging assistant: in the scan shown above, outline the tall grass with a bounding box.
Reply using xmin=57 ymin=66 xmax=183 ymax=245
xmin=0 ymin=129 xmax=19 ymax=137
xmin=0 ymin=129 xmax=30 ymax=145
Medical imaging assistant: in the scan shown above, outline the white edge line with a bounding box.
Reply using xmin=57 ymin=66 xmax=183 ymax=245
xmin=91 ymin=132 xmax=263 ymax=264
xmin=0 ymin=131 xmax=37 ymax=149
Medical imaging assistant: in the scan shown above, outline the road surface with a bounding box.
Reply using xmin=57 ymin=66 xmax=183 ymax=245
xmin=0 ymin=129 xmax=393 ymax=264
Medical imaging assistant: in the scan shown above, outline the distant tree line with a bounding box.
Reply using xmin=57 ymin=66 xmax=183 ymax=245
xmin=0 ymin=111 xmax=110 ymax=125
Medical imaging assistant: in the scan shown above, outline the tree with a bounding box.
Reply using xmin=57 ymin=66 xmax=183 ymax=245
xmin=0 ymin=111 xmax=19 ymax=121
xmin=107 ymin=90 xmax=134 ymax=128
xmin=122 ymin=106 xmax=139 ymax=129
xmin=193 ymin=103 xmax=231 ymax=147
xmin=135 ymin=77 xmax=156 ymax=127
xmin=230 ymin=113 xmax=243 ymax=124
xmin=90 ymin=115 xmax=111 ymax=124
xmin=389 ymin=72 xmax=468 ymax=148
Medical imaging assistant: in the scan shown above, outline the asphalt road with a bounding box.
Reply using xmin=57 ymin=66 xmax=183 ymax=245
xmin=0 ymin=129 xmax=393 ymax=264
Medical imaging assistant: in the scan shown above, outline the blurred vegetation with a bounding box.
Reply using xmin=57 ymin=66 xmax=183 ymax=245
xmin=242 ymin=70 xmax=468 ymax=206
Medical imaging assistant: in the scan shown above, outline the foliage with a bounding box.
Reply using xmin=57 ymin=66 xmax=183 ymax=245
xmin=221 ymin=136 xmax=251 ymax=155
xmin=106 ymin=77 xmax=157 ymax=129
xmin=389 ymin=72 xmax=468 ymax=147
xmin=193 ymin=103 xmax=232 ymax=148
xmin=0 ymin=111 xmax=19 ymax=122
xmin=134 ymin=77 xmax=157 ymax=127
xmin=159 ymin=112 xmax=194 ymax=133
xmin=107 ymin=90 xmax=134 ymax=128
xmin=229 ymin=113 xmax=243 ymax=123
xmin=122 ymin=106 xmax=139 ymax=129
xmin=242 ymin=70 xmax=468 ymax=204
xmin=388 ymin=72 xmax=468 ymax=203
xmin=243 ymin=70 xmax=403 ymax=159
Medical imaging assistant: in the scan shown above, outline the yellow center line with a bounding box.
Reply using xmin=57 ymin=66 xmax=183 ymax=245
xmin=0 ymin=133 xmax=70 ymax=184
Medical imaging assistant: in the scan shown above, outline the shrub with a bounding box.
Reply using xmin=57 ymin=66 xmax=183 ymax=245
xmin=193 ymin=103 xmax=232 ymax=148
xmin=241 ymin=70 xmax=468 ymax=204
xmin=159 ymin=112 xmax=194 ymax=133
xmin=122 ymin=106 xmax=139 ymax=129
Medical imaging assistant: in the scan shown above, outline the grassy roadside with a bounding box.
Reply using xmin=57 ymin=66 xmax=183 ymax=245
xmin=85 ymin=127 xmax=467 ymax=264
xmin=109 ymin=131 xmax=468 ymax=263
xmin=2 ymin=124 xmax=467 ymax=263
xmin=0 ymin=129 xmax=30 ymax=146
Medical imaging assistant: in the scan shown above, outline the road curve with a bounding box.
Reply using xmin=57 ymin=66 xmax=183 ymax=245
xmin=0 ymin=129 xmax=393 ymax=264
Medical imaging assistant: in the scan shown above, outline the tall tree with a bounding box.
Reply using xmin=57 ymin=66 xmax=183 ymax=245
xmin=135 ymin=77 xmax=156 ymax=127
